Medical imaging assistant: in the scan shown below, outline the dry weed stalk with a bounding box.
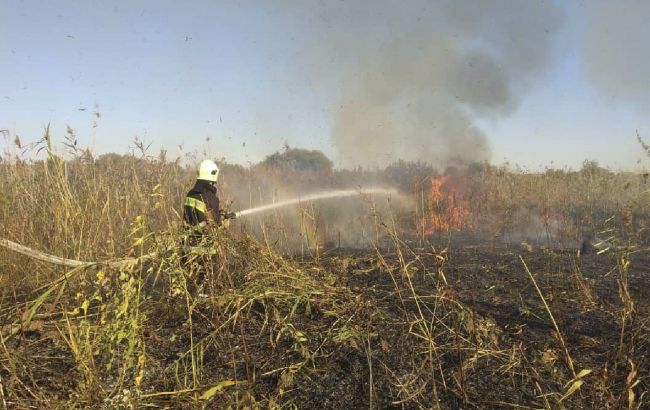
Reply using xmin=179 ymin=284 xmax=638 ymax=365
xmin=520 ymin=256 xmax=576 ymax=378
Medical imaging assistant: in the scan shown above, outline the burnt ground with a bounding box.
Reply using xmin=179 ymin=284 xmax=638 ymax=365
xmin=2 ymin=239 xmax=649 ymax=409
xmin=309 ymin=243 xmax=650 ymax=409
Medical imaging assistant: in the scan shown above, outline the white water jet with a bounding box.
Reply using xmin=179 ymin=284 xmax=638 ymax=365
xmin=235 ymin=188 xmax=398 ymax=218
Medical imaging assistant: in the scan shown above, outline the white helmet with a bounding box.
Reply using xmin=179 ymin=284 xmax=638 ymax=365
xmin=198 ymin=159 xmax=220 ymax=182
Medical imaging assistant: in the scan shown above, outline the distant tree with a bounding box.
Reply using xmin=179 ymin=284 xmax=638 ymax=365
xmin=96 ymin=152 xmax=128 ymax=168
xmin=580 ymin=160 xmax=611 ymax=177
xmin=383 ymin=160 xmax=436 ymax=189
xmin=260 ymin=146 xmax=333 ymax=173
xmin=217 ymin=161 xmax=248 ymax=181
xmin=544 ymin=168 xmax=568 ymax=178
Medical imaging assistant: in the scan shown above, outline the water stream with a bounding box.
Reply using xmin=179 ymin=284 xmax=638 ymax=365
xmin=235 ymin=188 xmax=398 ymax=218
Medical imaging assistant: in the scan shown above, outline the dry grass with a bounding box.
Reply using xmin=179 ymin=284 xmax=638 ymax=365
xmin=0 ymin=135 xmax=649 ymax=408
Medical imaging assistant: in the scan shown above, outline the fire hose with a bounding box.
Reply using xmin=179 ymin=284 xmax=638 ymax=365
xmin=0 ymin=238 xmax=146 ymax=268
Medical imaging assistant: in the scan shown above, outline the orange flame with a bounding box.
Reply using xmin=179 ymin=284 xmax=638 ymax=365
xmin=418 ymin=175 xmax=471 ymax=234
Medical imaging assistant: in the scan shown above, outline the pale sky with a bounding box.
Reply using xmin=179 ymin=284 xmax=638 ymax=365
xmin=1 ymin=0 xmax=649 ymax=170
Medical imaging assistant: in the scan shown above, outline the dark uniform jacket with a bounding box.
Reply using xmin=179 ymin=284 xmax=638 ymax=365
xmin=184 ymin=180 xmax=222 ymax=226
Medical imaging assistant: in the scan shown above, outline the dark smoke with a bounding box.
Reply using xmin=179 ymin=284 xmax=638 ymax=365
xmin=280 ymin=1 xmax=563 ymax=168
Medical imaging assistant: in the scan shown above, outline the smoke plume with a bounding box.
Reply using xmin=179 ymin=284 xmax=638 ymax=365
xmin=283 ymin=1 xmax=563 ymax=168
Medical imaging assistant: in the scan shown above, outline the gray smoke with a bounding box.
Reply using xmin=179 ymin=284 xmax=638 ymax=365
xmin=280 ymin=1 xmax=563 ymax=168
xmin=582 ymin=1 xmax=650 ymax=111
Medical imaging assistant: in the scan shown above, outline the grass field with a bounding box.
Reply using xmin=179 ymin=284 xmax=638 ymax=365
xmin=0 ymin=138 xmax=649 ymax=408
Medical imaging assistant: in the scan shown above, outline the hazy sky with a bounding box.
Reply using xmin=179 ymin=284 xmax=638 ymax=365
xmin=1 ymin=0 xmax=649 ymax=170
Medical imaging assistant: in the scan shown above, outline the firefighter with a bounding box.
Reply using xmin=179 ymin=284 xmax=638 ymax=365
xmin=182 ymin=160 xmax=235 ymax=294
xmin=183 ymin=159 xmax=236 ymax=229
